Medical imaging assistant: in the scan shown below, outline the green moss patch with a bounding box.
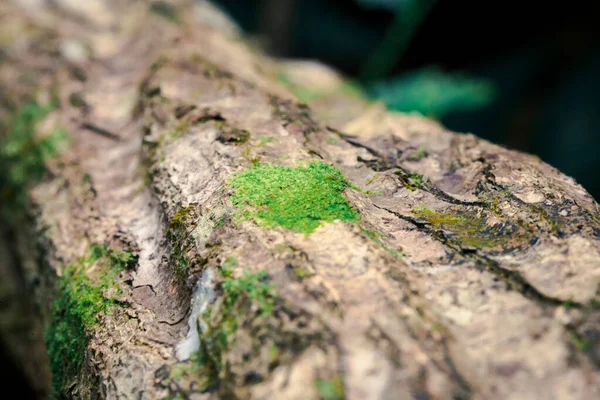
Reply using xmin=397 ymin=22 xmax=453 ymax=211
xmin=45 ymin=244 xmax=135 ymax=398
xmin=228 ymin=161 xmax=357 ymax=234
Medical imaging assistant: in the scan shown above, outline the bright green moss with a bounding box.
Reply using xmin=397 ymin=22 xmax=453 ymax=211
xmin=45 ymin=244 xmax=135 ymax=399
xmin=228 ymin=161 xmax=358 ymax=234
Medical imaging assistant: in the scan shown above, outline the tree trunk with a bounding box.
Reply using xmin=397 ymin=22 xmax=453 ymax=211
xmin=1 ymin=1 xmax=599 ymax=399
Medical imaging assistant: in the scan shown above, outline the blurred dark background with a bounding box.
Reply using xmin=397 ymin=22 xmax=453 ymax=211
xmin=214 ymin=0 xmax=600 ymax=200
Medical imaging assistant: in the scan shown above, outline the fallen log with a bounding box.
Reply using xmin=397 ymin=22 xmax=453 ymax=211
xmin=0 ymin=1 xmax=599 ymax=399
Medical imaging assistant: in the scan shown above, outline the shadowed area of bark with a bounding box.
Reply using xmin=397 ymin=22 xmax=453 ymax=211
xmin=0 ymin=1 xmax=598 ymax=399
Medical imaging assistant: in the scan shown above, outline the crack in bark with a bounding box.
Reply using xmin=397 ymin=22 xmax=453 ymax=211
xmin=372 ymin=204 xmax=574 ymax=309
xmin=331 ymin=128 xmax=489 ymax=207
xmin=158 ymin=312 xmax=188 ymax=326
xmin=440 ymin=338 xmax=473 ymax=400
xmin=393 ymin=168 xmax=487 ymax=207
xmin=478 ymin=160 xmax=562 ymax=236
xmin=372 ymin=203 xmax=600 ymax=370
xmin=80 ymin=122 xmax=122 ymax=141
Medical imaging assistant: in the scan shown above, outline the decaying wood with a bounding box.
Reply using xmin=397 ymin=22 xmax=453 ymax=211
xmin=1 ymin=1 xmax=599 ymax=399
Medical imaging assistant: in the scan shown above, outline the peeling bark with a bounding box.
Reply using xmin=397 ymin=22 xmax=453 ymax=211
xmin=1 ymin=1 xmax=599 ymax=399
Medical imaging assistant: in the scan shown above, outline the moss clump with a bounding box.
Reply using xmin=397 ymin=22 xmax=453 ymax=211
xmin=293 ymin=265 xmax=313 ymax=280
xmin=405 ymin=172 xmax=425 ymax=188
xmin=412 ymin=205 xmax=467 ymax=224
xmin=45 ymin=244 xmax=135 ymax=399
xmin=228 ymin=161 xmax=357 ymax=234
xmin=0 ymin=100 xmax=66 ymax=219
xmin=193 ymin=258 xmax=278 ymax=389
xmin=315 ymin=376 xmax=345 ymax=400
xmin=167 ymin=205 xmax=194 ymax=277
xmin=411 ymin=206 xmax=529 ymax=249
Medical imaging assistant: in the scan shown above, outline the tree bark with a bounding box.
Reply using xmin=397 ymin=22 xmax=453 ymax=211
xmin=1 ymin=1 xmax=599 ymax=399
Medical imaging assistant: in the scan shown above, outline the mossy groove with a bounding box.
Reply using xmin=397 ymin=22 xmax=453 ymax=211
xmin=45 ymin=243 xmax=135 ymax=399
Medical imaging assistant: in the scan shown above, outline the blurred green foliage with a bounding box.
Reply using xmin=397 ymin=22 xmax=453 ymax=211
xmin=359 ymin=0 xmax=438 ymax=81
xmin=368 ymin=67 xmax=496 ymax=117
xmin=355 ymin=0 xmax=408 ymax=10
xmin=355 ymin=0 xmax=495 ymax=117
xmin=270 ymin=0 xmax=497 ymax=118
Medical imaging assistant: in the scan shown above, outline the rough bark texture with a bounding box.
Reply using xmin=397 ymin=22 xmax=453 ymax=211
xmin=1 ymin=1 xmax=599 ymax=399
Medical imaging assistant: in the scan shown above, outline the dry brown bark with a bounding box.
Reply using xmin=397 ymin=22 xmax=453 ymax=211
xmin=1 ymin=1 xmax=599 ymax=399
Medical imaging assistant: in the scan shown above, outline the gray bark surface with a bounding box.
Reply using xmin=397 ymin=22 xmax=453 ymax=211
xmin=1 ymin=1 xmax=599 ymax=399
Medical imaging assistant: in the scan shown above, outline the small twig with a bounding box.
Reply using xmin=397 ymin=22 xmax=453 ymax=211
xmin=81 ymin=122 xmax=121 ymax=141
